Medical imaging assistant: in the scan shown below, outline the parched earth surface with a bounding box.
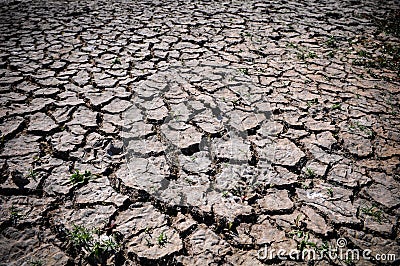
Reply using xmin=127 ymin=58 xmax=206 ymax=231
xmin=1 ymin=0 xmax=400 ymax=265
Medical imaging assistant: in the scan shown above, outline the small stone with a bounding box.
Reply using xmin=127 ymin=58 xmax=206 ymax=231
xmin=173 ymin=213 xmax=196 ymax=235
xmin=261 ymin=138 xmax=305 ymax=166
xmin=341 ymin=133 xmax=372 ymax=157
xmin=304 ymin=120 xmax=336 ymax=131
xmin=74 ymin=177 xmax=128 ymax=207
xmin=28 ymin=113 xmax=58 ymax=133
xmin=214 ymin=137 xmax=251 ymax=162
xmin=304 ymin=143 xmax=342 ymax=164
xmin=361 ymin=183 xmax=399 ymax=209
xmin=72 ymin=70 xmax=90 ymax=86
xmin=249 ymin=219 xmax=286 ymax=245
xmin=0 ymin=227 xmax=69 ymax=266
xmin=0 ymin=116 xmax=24 ymax=138
xmin=145 ymin=106 xmax=169 ymax=122
xmin=102 ymin=98 xmax=132 ymax=114
xmin=257 ymin=189 xmax=294 ymax=213
xmin=1 ymin=134 xmax=40 ymax=158
xmin=327 ymin=163 xmax=370 ymax=188
xmin=301 ymin=205 xmax=333 ymax=236
xmin=212 ymin=196 xmax=253 ymax=220
xmin=115 ymin=203 xmax=167 ymax=237
xmin=162 ymin=125 xmax=203 ymax=150
xmin=67 ymin=106 xmax=98 ymax=128
xmin=187 ymin=225 xmax=231 ymax=256
xmin=50 ymin=131 xmax=84 ymax=153
xmin=84 ymin=90 xmax=114 ymax=107
xmin=193 ymin=115 xmax=224 ymax=134
xmin=43 ymin=165 xmax=73 ymax=195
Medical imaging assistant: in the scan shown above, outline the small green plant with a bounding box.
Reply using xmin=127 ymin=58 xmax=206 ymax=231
xmin=113 ymin=57 xmax=121 ymax=65
xmin=238 ymin=68 xmax=249 ymax=75
xmin=69 ymin=170 xmax=92 ymax=184
xmin=357 ymin=50 xmax=370 ymax=57
xmin=69 ymin=224 xmax=119 ymax=261
xmin=312 ymin=241 xmax=335 ymax=260
xmin=184 ymin=177 xmax=195 ymax=185
xmin=299 ymin=237 xmax=317 ymax=251
xmin=28 ymin=259 xmax=43 ymax=266
xmin=222 ymin=191 xmax=229 ymax=198
xmin=9 ymin=205 xmax=23 ymax=224
xmin=343 ymin=257 xmax=356 ymax=266
xmin=307 ymin=51 xmax=317 ymax=59
xmin=301 ymin=182 xmax=310 ymax=189
xmin=102 ymin=238 xmax=118 ymax=251
xmin=27 ymin=169 xmax=37 ymax=180
xmin=295 ymin=214 xmax=302 ymax=228
xmin=299 ymin=233 xmax=316 ymax=250
xmin=297 ymin=52 xmax=305 ymax=60
xmin=325 ymin=36 xmax=337 ymax=48
xmin=69 ymin=224 xmax=93 ymax=247
xmin=297 ymin=50 xmax=318 ymax=60
xmin=289 ymin=229 xmax=305 ymax=238
xmin=327 ymin=187 xmax=333 ymax=197
xmin=361 ymin=205 xmax=383 ymax=223
xmin=306 ymin=168 xmax=315 ymax=178
xmin=352 ymin=42 xmax=400 ymax=76
xmin=90 ymin=238 xmax=118 ymax=259
xmin=350 ymin=122 xmax=375 ymax=137
xmin=230 ymin=186 xmax=244 ymax=197
xmin=287 ymin=42 xmax=298 ymax=49
xmin=316 ymin=241 xmax=330 ymax=253
xmin=91 ymin=241 xmax=103 ymax=258
xmin=306 ymin=98 xmax=318 ymax=107
xmin=355 ymin=121 xmax=366 ymax=131
xmin=227 ymin=221 xmax=234 ymax=231
xmin=331 ymin=103 xmax=342 ymax=110
xmin=157 ymin=231 xmax=168 ymax=246
xmin=289 ymin=230 xmax=316 ymax=251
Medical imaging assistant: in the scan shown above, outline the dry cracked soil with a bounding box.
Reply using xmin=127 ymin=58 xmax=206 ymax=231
xmin=0 ymin=0 xmax=400 ymax=265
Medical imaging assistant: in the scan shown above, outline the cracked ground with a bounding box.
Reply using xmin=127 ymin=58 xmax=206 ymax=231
xmin=0 ymin=0 xmax=400 ymax=265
